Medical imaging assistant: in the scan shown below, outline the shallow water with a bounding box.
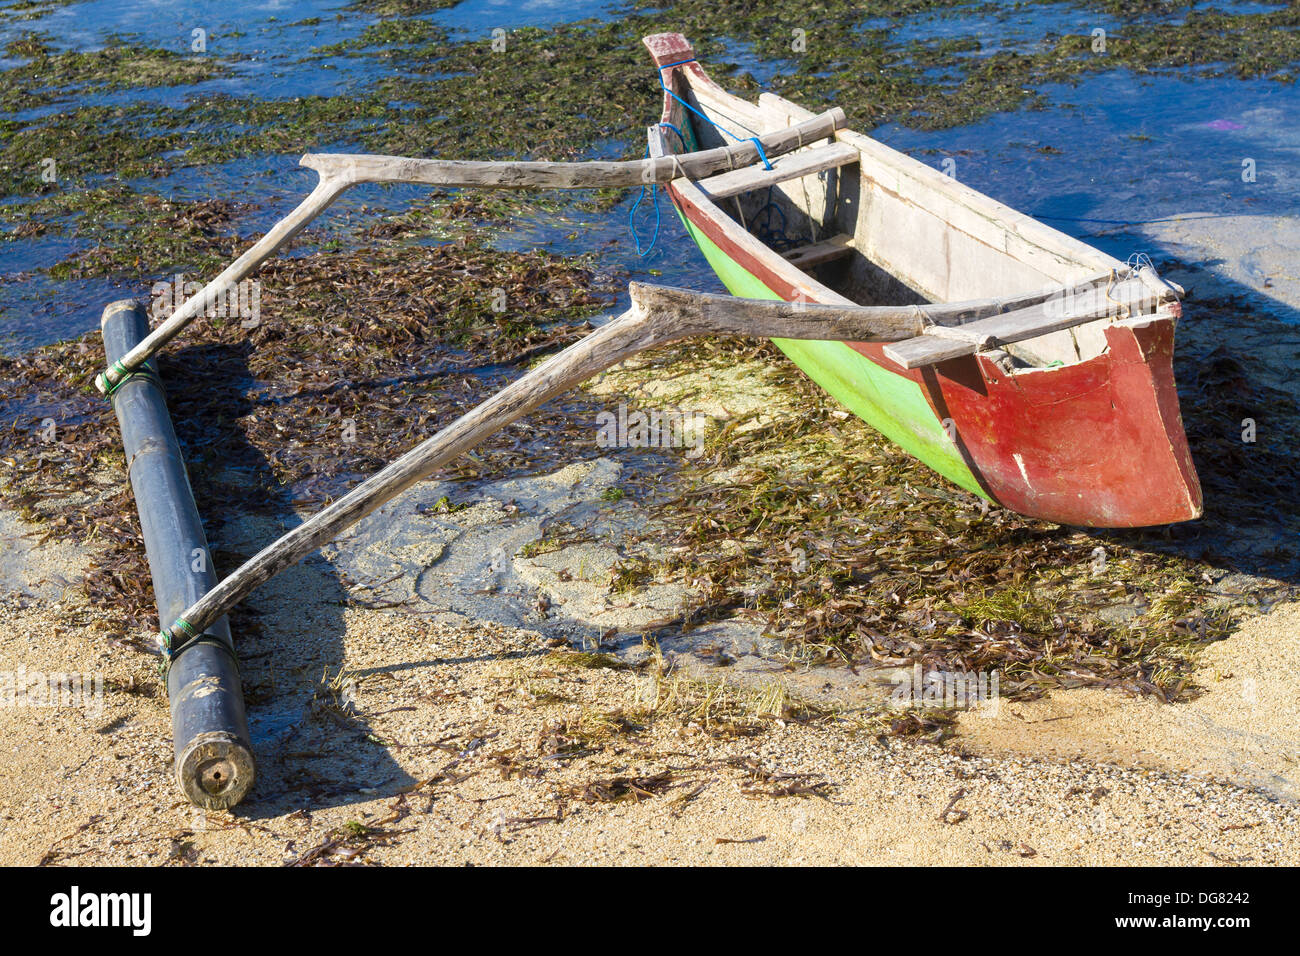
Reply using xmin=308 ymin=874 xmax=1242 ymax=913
xmin=3 ymin=0 xmax=1299 ymax=352
xmin=879 ymin=70 xmax=1300 ymax=235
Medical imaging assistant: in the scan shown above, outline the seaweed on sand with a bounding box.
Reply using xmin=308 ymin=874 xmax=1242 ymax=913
xmin=0 ymin=207 xmax=620 ymax=636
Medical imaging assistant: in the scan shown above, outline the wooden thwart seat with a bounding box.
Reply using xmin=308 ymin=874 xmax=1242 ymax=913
xmin=783 ymin=233 xmax=855 ymax=270
xmin=881 ymin=275 xmax=1169 ymax=370
xmin=695 ymin=141 xmax=859 ymax=200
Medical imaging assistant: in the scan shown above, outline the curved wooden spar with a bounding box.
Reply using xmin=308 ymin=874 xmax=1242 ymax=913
xmin=159 ymin=280 xmax=925 ymax=644
xmin=160 ymin=276 xmax=1159 ymax=643
xmin=94 ymin=109 xmax=846 ymax=395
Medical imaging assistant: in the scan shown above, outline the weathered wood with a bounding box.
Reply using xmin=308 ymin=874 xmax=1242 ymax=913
xmin=946 ymin=268 xmax=1163 ymax=319
xmin=626 ymin=282 xmax=926 ymax=339
xmin=631 ymin=277 xmax=1174 ymax=333
xmin=783 ymin=233 xmax=855 ymax=270
xmin=301 ymin=109 xmax=845 ymax=189
xmin=160 ymin=279 xmax=1034 ymax=644
xmin=695 ymin=141 xmax=860 ymax=200
xmin=882 ymin=275 xmax=1167 ymax=369
xmin=636 ymin=268 xmax=1161 ymax=334
xmin=94 ymin=110 xmax=847 ymax=395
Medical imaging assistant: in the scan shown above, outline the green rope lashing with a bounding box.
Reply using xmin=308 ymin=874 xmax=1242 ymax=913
xmin=98 ymin=360 xmax=129 ymax=397
xmin=157 ymin=618 xmax=198 ymax=677
xmin=157 ymin=618 xmax=240 ymax=679
xmin=101 ymin=362 xmax=161 ymax=400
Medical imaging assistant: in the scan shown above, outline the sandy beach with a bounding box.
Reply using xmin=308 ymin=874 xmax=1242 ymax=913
xmin=2 ymin=508 xmax=1298 ymax=866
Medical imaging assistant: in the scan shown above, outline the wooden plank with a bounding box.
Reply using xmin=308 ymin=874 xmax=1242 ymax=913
xmin=695 ymin=141 xmax=859 ymax=200
xmin=626 ymin=282 xmax=925 ymax=340
xmin=882 ymin=277 xmax=1164 ymax=369
xmin=783 ymin=233 xmax=855 ymax=269
xmin=96 ymin=111 xmax=848 ymax=394
xmin=301 ymin=109 xmax=846 ymax=190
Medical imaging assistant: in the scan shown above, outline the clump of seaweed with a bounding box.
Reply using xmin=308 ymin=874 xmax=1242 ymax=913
xmin=606 ymin=312 xmax=1298 ymax=704
xmin=723 ymin=755 xmax=833 ymax=800
xmin=562 ymin=770 xmax=675 ymax=804
xmin=0 ymin=35 xmax=233 ymax=112
xmin=0 ymin=201 xmax=622 ymax=635
xmin=536 ymin=708 xmax=647 ymax=759
xmin=285 ymin=794 xmax=414 ymax=866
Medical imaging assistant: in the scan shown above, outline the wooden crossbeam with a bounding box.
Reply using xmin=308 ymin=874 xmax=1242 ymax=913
xmin=882 ymin=276 xmax=1167 ymax=369
xmin=695 ymin=142 xmax=859 ymax=200
xmin=94 ymin=110 xmax=848 ymax=395
xmin=783 ymin=233 xmax=855 ymax=270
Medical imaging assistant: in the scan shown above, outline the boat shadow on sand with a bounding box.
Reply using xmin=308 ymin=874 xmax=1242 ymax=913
xmin=1094 ymin=247 xmax=1300 ymax=602
xmin=166 ymin=339 xmax=422 ymax=818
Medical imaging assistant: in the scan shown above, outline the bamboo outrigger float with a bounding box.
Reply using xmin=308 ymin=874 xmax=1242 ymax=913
xmin=102 ymin=302 xmax=253 ymax=809
xmin=95 ymin=32 xmax=1201 ymax=807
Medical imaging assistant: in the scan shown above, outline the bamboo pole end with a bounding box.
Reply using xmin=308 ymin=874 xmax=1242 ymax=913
xmin=176 ymin=732 xmax=256 ymax=811
xmin=100 ymin=298 xmax=143 ymax=329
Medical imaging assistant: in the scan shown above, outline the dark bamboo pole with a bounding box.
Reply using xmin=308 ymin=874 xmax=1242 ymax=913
xmin=102 ymin=301 xmax=255 ymax=809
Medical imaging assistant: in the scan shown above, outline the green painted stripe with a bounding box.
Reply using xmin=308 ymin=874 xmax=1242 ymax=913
xmin=679 ymin=213 xmax=987 ymax=498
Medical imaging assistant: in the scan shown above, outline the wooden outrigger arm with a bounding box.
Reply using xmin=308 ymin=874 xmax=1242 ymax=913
xmin=155 ymin=280 xmax=923 ymax=650
xmin=155 ymin=274 xmax=1175 ymax=653
xmin=93 ymin=108 xmax=848 ymax=394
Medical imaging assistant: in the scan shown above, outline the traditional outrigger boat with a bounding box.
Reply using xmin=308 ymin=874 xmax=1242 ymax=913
xmin=642 ymin=32 xmax=1201 ymax=528
xmin=94 ymin=32 xmax=1203 ymax=807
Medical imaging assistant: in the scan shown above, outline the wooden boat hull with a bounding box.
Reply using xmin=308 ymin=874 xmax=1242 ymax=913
xmin=644 ymin=33 xmax=1202 ymax=528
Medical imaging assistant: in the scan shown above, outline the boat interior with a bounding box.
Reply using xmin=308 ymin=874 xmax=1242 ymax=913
xmin=658 ymin=66 xmax=1171 ymax=373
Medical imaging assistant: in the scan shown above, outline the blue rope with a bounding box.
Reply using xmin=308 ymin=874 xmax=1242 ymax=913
xmin=628 ymin=60 xmax=781 ymax=257
xmin=656 ymin=59 xmax=772 ymax=169
xmin=657 ymin=62 xmax=789 ymax=250
xmin=629 ymin=168 xmax=661 ymax=258
xmin=629 ymin=123 xmax=689 ymax=258
xmin=658 ymin=121 xmax=687 ymax=150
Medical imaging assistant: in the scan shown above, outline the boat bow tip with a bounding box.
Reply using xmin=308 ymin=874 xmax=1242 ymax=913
xmin=642 ymin=32 xmax=695 ymax=67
